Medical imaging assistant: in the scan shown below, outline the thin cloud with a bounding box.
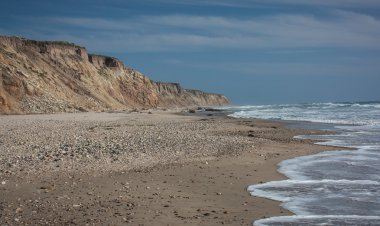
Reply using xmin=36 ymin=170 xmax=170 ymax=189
xmin=152 ymin=0 xmax=380 ymax=8
xmin=40 ymin=10 xmax=380 ymax=52
xmin=161 ymin=59 xmax=380 ymax=77
xmin=52 ymin=17 xmax=134 ymax=30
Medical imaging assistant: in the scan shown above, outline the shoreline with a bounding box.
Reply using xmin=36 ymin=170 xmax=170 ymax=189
xmin=0 ymin=111 xmax=338 ymax=225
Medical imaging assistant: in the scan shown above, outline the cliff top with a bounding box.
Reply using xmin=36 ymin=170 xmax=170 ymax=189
xmin=0 ymin=35 xmax=84 ymax=49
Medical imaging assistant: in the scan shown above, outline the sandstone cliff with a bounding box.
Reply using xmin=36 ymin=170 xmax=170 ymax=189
xmin=0 ymin=36 xmax=229 ymax=114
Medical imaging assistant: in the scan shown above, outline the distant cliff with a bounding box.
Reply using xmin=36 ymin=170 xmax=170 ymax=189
xmin=154 ymin=82 xmax=228 ymax=107
xmin=0 ymin=36 xmax=229 ymax=114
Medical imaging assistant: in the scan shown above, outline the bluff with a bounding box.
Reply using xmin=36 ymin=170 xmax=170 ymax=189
xmin=0 ymin=36 xmax=229 ymax=114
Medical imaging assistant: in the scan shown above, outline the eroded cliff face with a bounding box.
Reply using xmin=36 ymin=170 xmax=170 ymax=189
xmin=0 ymin=36 xmax=229 ymax=114
xmin=154 ymin=82 xmax=229 ymax=107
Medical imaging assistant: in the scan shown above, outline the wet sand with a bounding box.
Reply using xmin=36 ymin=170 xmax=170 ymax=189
xmin=0 ymin=111 xmax=336 ymax=225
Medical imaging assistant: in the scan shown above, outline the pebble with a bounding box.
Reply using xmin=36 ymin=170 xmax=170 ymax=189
xmin=15 ymin=207 xmax=23 ymax=213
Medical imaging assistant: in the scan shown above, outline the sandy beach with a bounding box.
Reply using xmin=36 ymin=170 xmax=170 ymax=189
xmin=0 ymin=110 xmax=337 ymax=225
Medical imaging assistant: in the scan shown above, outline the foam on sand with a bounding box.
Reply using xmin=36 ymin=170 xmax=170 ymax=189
xmin=254 ymin=215 xmax=380 ymax=226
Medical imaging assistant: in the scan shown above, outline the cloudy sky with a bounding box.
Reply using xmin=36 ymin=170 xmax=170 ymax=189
xmin=1 ymin=0 xmax=379 ymax=104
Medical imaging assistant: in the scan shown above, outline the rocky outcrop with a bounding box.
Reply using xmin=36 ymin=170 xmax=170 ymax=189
xmin=0 ymin=36 xmax=229 ymax=114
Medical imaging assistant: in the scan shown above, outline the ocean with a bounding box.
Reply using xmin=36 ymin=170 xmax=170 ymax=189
xmin=225 ymin=102 xmax=380 ymax=226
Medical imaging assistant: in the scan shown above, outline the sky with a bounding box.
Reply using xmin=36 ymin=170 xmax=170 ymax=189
xmin=1 ymin=0 xmax=380 ymax=105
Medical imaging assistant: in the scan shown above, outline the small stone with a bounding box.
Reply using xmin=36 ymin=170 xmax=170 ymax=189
xmin=1 ymin=181 xmax=6 ymax=185
xmin=216 ymin=192 xmax=222 ymax=195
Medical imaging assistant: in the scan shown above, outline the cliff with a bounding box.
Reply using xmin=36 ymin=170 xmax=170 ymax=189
xmin=155 ymin=82 xmax=229 ymax=107
xmin=0 ymin=36 xmax=229 ymax=114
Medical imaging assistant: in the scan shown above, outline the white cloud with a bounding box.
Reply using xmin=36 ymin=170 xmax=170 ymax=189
xmin=26 ymin=10 xmax=380 ymax=52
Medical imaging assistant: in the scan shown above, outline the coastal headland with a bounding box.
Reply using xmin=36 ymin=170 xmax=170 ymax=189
xmin=0 ymin=36 xmax=228 ymax=114
xmin=0 ymin=110 xmax=337 ymax=225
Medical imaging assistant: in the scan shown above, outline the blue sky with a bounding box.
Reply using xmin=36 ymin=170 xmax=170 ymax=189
xmin=1 ymin=0 xmax=379 ymax=104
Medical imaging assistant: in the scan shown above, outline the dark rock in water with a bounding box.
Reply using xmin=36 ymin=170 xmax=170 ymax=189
xmin=205 ymin=108 xmax=223 ymax=112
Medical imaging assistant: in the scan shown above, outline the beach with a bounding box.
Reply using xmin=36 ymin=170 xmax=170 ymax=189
xmin=0 ymin=110 xmax=336 ymax=225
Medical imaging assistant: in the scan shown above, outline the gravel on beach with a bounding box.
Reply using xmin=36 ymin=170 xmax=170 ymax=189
xmin=0 ymin=111 xmax=255 ymax=178
xmin=0 ymin=111 xmax=331 ymax=225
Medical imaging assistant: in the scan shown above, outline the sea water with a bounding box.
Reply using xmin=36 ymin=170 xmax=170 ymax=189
xmin=225 ymin=102 xmax=380 ymax=225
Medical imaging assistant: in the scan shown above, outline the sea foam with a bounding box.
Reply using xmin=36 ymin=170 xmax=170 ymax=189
xmin=254 ymin=215 xmax=380 ymax=226
xmin=224 ymin=102 xmax=380 ymax=225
